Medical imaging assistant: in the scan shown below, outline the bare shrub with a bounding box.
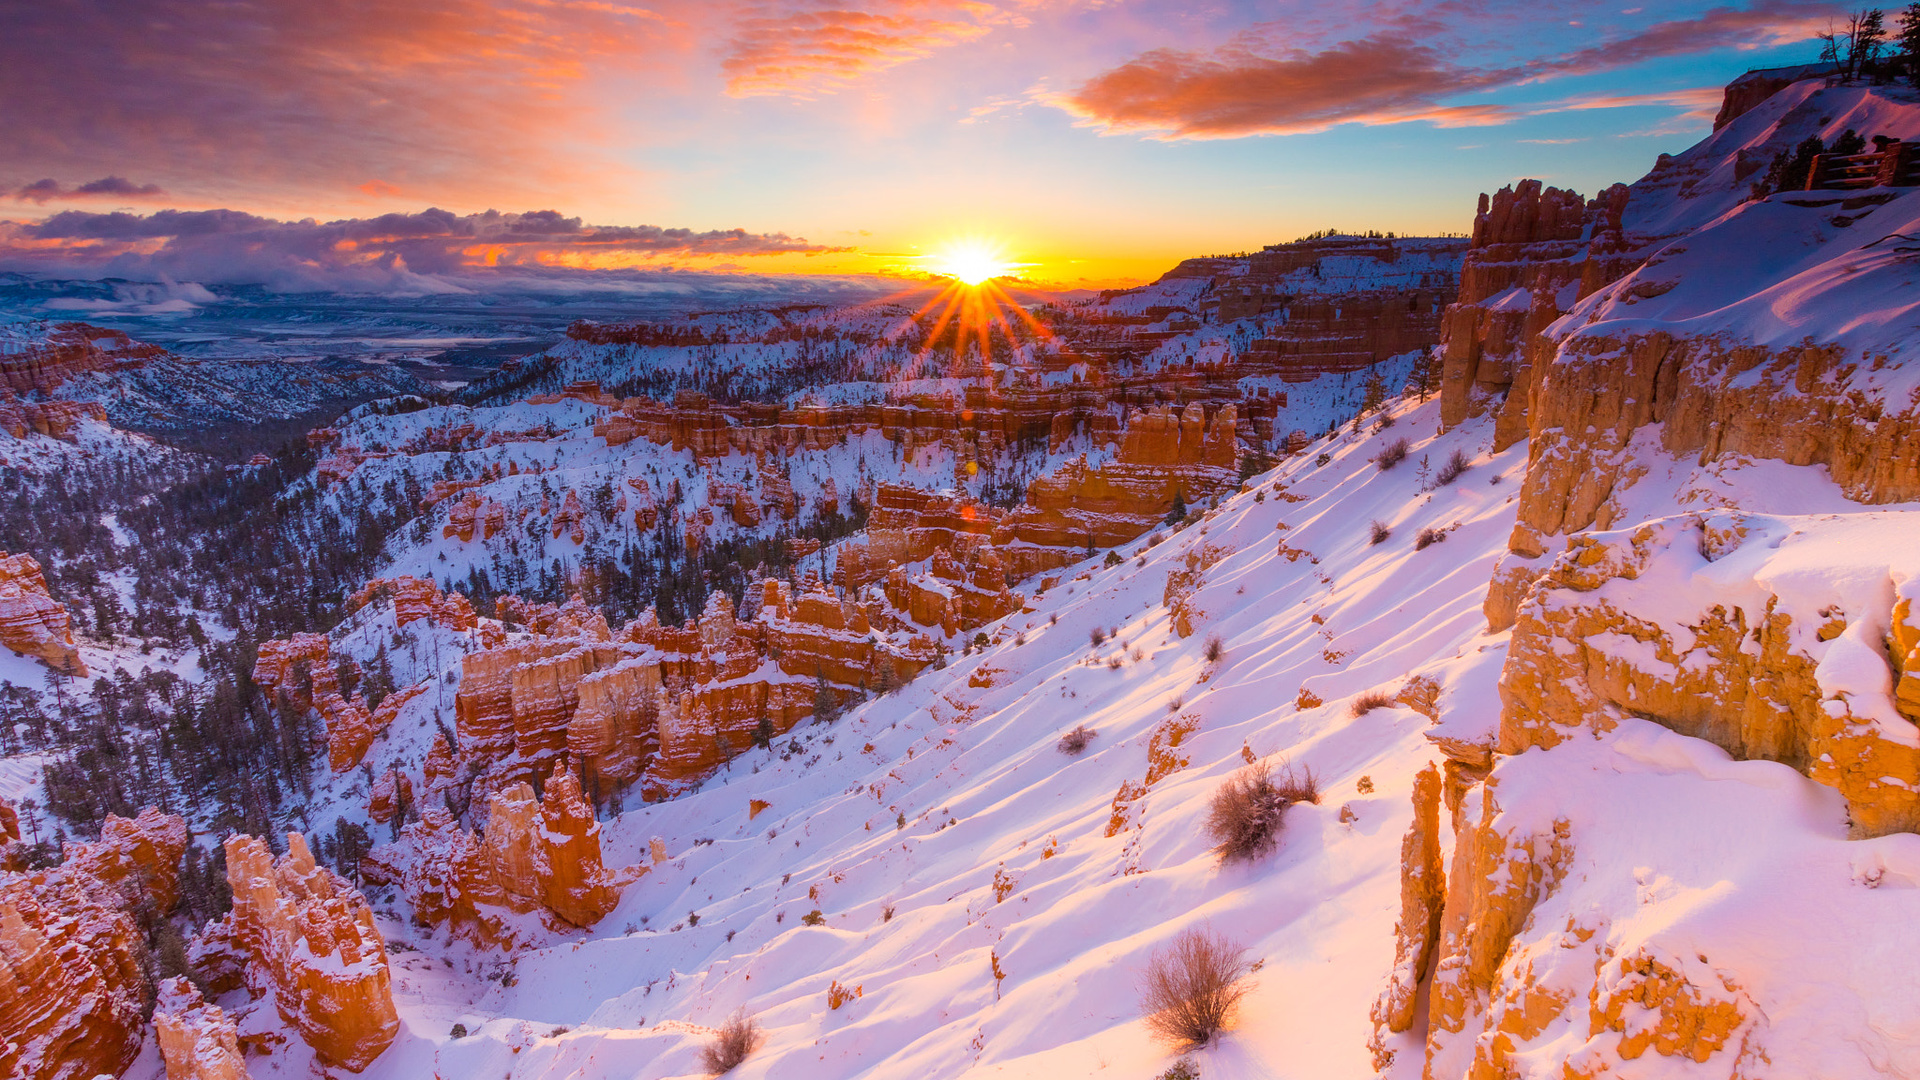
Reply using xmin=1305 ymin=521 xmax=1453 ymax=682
xmin=700 ymin=1010 xmax=764 ymax=1074
xmin=1204 ymin=760 xmax=1317 ymax=863
xmin=1350 ymin=689 xmax=1394 ymax=716
xmin=1058 ymin=725 xmax=1096 ymax=755
xmin=1368 ymin=520 xmax=1391 ymax=545
xmin=1273 ymin=766 xmax=1320 ymax=807
xmin=1204 ymin=634 xmax=1224 ymax=663
xmin=1415 ymin=527 xmax=1447 ymax=550
xmin=1435 ymin=448 xmax=1471 ymax=486
xmin=1138 ymin=928 xmax=1253 ymax=1048
xmin=1159 ymin=1058 xmax=1200 ymax=1080
xmin=1091 ymin=627 xmax=1107 ymax=647
xmin=1375 ymin=437 xmax=1410 ymax=470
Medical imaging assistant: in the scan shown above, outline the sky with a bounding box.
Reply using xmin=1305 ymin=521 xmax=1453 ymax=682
xmin=0 ymin=0 xmax=1856 ymax=291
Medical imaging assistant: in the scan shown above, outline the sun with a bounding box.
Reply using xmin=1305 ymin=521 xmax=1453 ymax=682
xmin=934 ymin=241 xmax=1012 ymax=286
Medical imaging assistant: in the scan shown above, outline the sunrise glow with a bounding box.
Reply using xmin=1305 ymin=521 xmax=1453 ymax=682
xmin=932 ymin=242 xmax=1014 ymax=286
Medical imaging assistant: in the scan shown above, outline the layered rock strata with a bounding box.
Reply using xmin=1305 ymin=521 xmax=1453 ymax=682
xmin=363 ymin=760 xmax=630 ymax=945
xmin=220 ymin=833 xmax=398 ymax=1072
xmin=0 ymin=808 xmax=187 ymax=1080
xmin=0 ymin=552 xmax=86 ymax=675
xmin=0 ymin=322 xmax=165 ymax=396
xmin=1501 ymin=512 xmax=1920 ymax=837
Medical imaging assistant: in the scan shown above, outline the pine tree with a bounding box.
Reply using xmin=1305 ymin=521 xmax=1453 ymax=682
xmin=1901 ymin=3 xmax=1920 ymax=82
xmin=1855 ymin=9 xmax=1888 ymax=79
xmin=1166 ymin=491 xmax=1187 ymax=525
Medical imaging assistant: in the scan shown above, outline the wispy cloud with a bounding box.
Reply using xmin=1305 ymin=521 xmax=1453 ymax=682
xmin=1053 ymin=0 xmax=1844 ymax=139
xmin=722 ymin=2 xmax=1003 ymax=97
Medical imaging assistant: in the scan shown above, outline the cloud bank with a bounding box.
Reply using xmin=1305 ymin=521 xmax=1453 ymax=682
xmin=13 ymin=177 xmax=167 ymax=204
xmin=0 ymin=207 xmax=846 ymax=294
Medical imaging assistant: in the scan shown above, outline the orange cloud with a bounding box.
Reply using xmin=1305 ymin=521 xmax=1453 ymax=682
xmin=1055 ymin=1 xmax=1846 ymax=140
xmin=0 ymin=207 xmax=845 ymax=288
xmin=722 ymin=1 xmax=1003 ymax=97
xmin=1056 ymin=35 xmax=1519 ymax=139
xmin=0 ymin=0 xmax=682 ymax=209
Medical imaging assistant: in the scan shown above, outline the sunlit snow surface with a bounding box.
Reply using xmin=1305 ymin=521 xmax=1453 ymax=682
xmin=112 ymin=387 xmax=1920 ymax=1080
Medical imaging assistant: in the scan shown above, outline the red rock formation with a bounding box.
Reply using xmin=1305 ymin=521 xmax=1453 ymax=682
xmin=153 ymin=976 xmax=247 ymax=1080
xmin=221 ymin=833 xmax=397 ymax=1071
xmin=0 ymin=322 xmax=165 ymax=396
xmin=367 ymin=767 xmax=414 ymax=825
xmin=551 ymin=489 xmax=588 ymax=543
xmin=0 ymin=807 xmax=187 ymax=1080
xmin=444 ymin=492 xmax=508 ymax=542
xmin=364 ymin=760 xmax=629 ymax=945
xmin=883 ymin=545 xmax=1024 ymax=637
xmin=0 ymin=552 xmax=86 ymax=675
xmin=0 ymin=396 xmax=109 ymax=442
xmin=346 ymin=575 xmax=478 ymax=632
xmin=253 ymin=633 xmax=391 ymax=772
xmin=1438 ymin=180 xmax=1637 ymax=447
xmin=993 ymin=403 xmax=1239 ymax=579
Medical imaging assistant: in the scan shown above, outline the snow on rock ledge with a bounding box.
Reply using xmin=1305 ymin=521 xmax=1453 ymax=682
xmin=219 ymin=832 xmax=398 ymax=1072
xmin=1502 ymin=510 xmax=1920 ymax=837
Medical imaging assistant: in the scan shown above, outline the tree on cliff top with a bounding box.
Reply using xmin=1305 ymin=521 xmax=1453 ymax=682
xmin=1899 ymin=3 xmax=1920 ymax=82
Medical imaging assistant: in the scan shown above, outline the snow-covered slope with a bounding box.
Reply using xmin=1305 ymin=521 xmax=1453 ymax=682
xmin=154 ymin=371 xmax=1920 ymax=1079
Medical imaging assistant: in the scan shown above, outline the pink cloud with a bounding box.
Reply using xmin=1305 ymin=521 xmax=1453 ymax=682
xmin=0 ymin=207 xmax=844 ymax=289
xmin=721 ymin=2 xmax=1002 ymax=97
xmin=1055 ymin=1 xmax=1847 ymax=139
xmin=0 ymin=0 xmax=682 ymax=208
xmin=12 ymin=177 xmax=168 ymax=204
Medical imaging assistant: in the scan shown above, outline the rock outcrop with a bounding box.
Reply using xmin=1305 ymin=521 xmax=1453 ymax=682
xmin=1369 ymin=764 xmax=1445 ymax=1047
xmin=0 ymin=396 xmax=109 ymax=442
xmin=1501 ymin=512 xmax=1920 ymax=837
xmin=220 ymin=833 xmax=398 ymax=1071
xmin=364 ymin=760 xmax=631 ymax=945
xmin=432 ymin=582 xmax=937 ymax=808
xmin=0 ymin=552 xmax=86 ymax=675
xmin=0 ymin=808 xmax=188 ymax=1080
xmin=993 ymin=403 xmax=1239 ymax=580
xmin=0 ymin=322 xmax=165 ymax=396
xmin=346 ymin=576 xmax=478 ymax=632
xmin=153 ymin=976 xmax=248 ymax=1080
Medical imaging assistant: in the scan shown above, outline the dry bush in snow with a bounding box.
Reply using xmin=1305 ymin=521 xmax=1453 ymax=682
xmin=1369 ymin=520 xmax=1391 ymax=545
xmin=1375 ymin=437 xmax=1410 ymax=470
xmin=1350 ymin=688 xmax=1395 ymax=716
xmin=1436 ymin=448 xmax=1471 ymax=486
xmin=1204 ymin=760 xmax=1318 ymax=863
xmin=1139 ymin=928 xmax=1253 ymax=1048
xmin=701 ymin=1010 xmax=764 ymax=1074
xmin=1059 ymin=725 xmax=1096 ymax=754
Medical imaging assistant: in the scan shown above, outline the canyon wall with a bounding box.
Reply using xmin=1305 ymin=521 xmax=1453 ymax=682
xmin=0 ymin=322 xmax=166 ymax=397
xmin=0 ymin=807 xmax=187 ymax=1080
xmin=0 ymin=551 xmax=86 ymax=675
xmin=1377 ymin=75 xmax=1920 ymax=1078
